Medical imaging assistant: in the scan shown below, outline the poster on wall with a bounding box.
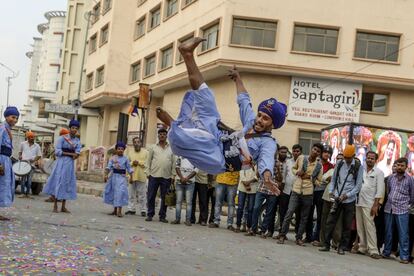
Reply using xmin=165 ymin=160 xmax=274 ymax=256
xmin=89 ymin=146 xmax=106 ymax=171
xmin=321 ymin=125 xmax=414 ymax=177
xmin=288 ymin=77 xmax=363 ymax=125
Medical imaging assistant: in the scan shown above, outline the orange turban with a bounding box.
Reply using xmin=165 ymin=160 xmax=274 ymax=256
xmin=59 ymin=128 xmax=70 ymax=136
xmin=343 ymin=144 xmax=356 ymax=158
xmin=26 ymin=131 xmax=35 ymax=139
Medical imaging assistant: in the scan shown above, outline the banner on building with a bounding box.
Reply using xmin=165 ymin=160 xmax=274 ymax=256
xmin=288 ymin=77 xmax=362 ymax=124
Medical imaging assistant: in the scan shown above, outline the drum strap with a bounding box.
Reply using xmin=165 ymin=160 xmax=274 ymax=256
xmin=63 ymin=135 xmax=76 ymax=149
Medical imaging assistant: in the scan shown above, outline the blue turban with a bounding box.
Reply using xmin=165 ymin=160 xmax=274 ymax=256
xmin=257 ymin=98 xmax=287 ymax=129
xmin=115 ymin=141 xmax=126 ymax=150
xmin=4 ymin=106 xmax=20 ymax=118
xmin=69 ymin=119 xmax=80 ymax=128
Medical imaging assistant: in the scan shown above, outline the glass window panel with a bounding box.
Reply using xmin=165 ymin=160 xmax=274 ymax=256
xmin=295 ymin=26 xmax=306 ymax=33
xmin=306 ymin=27 xmax=325 ymax=35
xmin=355 ymin=40 xmax=367 ymax=58
xmin=293 ymin=33 xmax=306 ymax=51
xmin=245 ymin=28 xmax=263 ymax=47
xmin=233 ymin=19 xmax=246 ymax=27
xmin=385 ymin=43 xmax=399 ymax=61
xmin=326 ymin=29 xmax=338 ymax=36
xmin=372 ymin=94 xmax=388 ymax=113
xmin=306 ymin=34 xmax=324 ymax=53
xmin=367 ymin=41 xmax=386 ymax=60
xmin=265 ymin=22 xmax=277 ymax=30
xmin=263 ymin=30 xmax=276 ymax=48
xmin=231 ymin=26 xmax=243 ymax=45
xmin=246 ymin=20 xmax=265 ymax=29
xmin=325 ymin=36 xmax=338 ymax=55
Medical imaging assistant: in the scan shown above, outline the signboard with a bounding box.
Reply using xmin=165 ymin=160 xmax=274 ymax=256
xmin=45 ymin=103 xmax=76 ymax=114
xmin=288 ymin=77 xmax=362 ymax=125
xmin=322 ymin=125 xmax=414 ymax=177
xmin=89 ymin=146 xmax=106 ymax=171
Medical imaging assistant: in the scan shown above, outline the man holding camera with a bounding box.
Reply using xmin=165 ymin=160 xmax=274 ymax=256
xmin=320 ymin=144 xmax=363 ymax=255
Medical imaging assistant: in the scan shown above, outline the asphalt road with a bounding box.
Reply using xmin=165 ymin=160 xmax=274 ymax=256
xmin=0 ymin=194 xmax=413 ymax=275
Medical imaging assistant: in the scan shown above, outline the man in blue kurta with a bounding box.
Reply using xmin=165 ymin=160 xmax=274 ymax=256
xmin=0 ymin=106 xmax=19 ymax=220
xmin=43 ymin=119 xmax=81 ymax=213
xmin=156 ymin=37 xmax=287 ymax=195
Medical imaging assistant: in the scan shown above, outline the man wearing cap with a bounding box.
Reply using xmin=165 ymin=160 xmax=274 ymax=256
xmin=18 ymin=131 xmax=42 ymax=198
xmin=155 ymin=37 xmax=286 ymax=197
xmin=43 ymin=119 xmax=81 ymax=213
xmin=0 ymin=106 xmax=19 ymax=220
xmin=145 ymin=128 xmax=174 ymax=223
xmin=320 ymin=144 xmax=363 ymax=255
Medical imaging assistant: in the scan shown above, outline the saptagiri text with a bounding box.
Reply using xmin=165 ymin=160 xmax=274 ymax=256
xmin=292 ymin=80 xmax=358 ymax=109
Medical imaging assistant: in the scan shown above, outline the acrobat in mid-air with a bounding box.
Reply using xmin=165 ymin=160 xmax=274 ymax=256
xmin=156 ymin=37 xmax=287 ymax=194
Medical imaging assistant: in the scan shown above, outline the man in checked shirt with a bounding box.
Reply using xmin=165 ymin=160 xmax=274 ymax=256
xmin=381 ymin=157 xmax=414 ymax=264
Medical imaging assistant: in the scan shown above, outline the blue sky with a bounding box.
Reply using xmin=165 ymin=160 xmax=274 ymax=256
xmin=0 ymin=0 xmax=67 ymax=113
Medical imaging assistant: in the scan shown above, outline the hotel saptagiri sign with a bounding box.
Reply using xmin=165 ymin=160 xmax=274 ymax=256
xmin=288 ymin=77 xmax=362 ymax=124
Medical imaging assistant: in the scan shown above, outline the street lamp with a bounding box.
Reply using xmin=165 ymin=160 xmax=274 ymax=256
xmin=0 ymin=62 xmax=19 ymax=107
xmin=73 ymin=11 xmax=92 ymax=120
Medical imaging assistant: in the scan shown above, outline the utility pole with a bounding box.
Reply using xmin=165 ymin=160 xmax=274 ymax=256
xmin=0 ymin=62 xmax=18 ymax=107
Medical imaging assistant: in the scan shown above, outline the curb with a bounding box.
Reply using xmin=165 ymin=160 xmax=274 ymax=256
xmin=76 ymin=185 xmax=103 ymax=197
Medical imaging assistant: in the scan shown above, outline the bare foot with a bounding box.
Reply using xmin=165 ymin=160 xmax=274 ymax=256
xmin=117 ymin=213 xmax=124 ymax=218
xmin=61 ymin=207 xmax=71 ymax=213
xmin=156 ymin=107 xmax=174 ymax=127
xmin=178 ymin=37 xmax=206 ymax=56
xmin=0 ymin=215 xmax=10 ymax=221
xmin=108 ymin=211 xmax=116 ymax=216
xmin=52 ymin=208 xmax=59 ymax=213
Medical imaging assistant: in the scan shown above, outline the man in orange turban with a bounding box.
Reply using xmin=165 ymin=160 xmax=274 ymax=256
xmin=18 ymin=130 xmax=42 ymax=198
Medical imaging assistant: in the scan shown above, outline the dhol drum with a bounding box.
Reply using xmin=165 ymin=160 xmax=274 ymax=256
xmin=41 ymin=158 xmax=56 ymax=175
xmin=12 ymin=160 xmax=32 ymax=177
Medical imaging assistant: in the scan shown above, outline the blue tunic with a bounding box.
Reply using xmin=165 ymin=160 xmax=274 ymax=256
xmin=43 ymin=135 xmax=81 ymax=200
xmin=103 ymin=155 xmax=132 ymax=207
xmin=168 ymin=83 xmax=277 ymax=177
xmin=0 ymin=122 xmax=15 ymax=207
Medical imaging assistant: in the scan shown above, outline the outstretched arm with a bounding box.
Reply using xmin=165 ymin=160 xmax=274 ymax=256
xmin=228 ymin=66 xmax=247 ymax=96
xmin=228 ymin=66 xmax=255 ymax=131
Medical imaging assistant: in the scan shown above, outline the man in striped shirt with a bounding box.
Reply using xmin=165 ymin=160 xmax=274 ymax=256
xmin=382 ymin=157 xmax=414 ymax=264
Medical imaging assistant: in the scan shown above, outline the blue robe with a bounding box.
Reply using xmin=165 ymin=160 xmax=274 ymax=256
xmin=0 ymin=122 xmax=15 ymax=207
xmin=103 ymin=155 xmax=132 ymax=207
xmin=43 ymin=135 xmax=81 ymax=200
xmin=168 ymin=83 xmax=277 ymax=177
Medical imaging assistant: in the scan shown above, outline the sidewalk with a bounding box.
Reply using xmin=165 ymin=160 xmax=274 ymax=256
xmin=76 ymin=180 xmax=105 ymax=197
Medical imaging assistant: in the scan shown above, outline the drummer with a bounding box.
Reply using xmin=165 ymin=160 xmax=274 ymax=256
xmin=18 ymin=131 xmax=41 ymax=198
xmin=43 ymin=119 xmax=81 ymax=213
xmin=0 ymin=106 xmax=20 ymax=220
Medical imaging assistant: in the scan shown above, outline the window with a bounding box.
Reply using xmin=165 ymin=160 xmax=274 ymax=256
xmin=89 ymin=33 xmax=97 ymax=53
xmin=361 ymin=93 xmax=388 ymax=113
xmin=103 ymin=0 xmax=112 ymax=14
xmin=100 ymin=24 xmax=109 ymax=45
xmin=117 ymin=113 xmax=129 ymax=144
xmin=165 ymin=0 xmax=178 ymax=18
xmin=177 ymin=33 xmax=194 ymax=63
xmin=231 ymin=18 xmax=277 ymax=48
xmin=144 ymin=54 xmax=156 ymax=77
xmin=92 ymin=3 xmax=100 ymax=23
xmin=160 ymin=45 xmax=173 ymax=69
xmin=130 ymin=62 xmax=141 ymax=83
xmin=149 ymin=5 xmax=161 ymax=30
xmin=292 ymin=25 xmax=339 ymax=55
xmin=182 ymin=0 xmax=196 ymax=7
xmin=299 ymin=130 xmax=321 ymax=155
xmin=96 ymin=66 xmax=105 ymax=87
xmin=201 ymin=22 xmax=219 ymax=52
xmin=86 ymin=73 xmax=93 ymax=91
xmin=135 ymin=16 xmax=146 ymax=39
xmin=354 ymin=32 xmax=400 ymax=62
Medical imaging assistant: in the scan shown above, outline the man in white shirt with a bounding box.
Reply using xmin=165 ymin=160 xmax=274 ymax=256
xmin=171 ymin=156 xmax=198 ymax=226
xmin=274 ymin=144 xmax=302 ymax=238
xmin=18 ymin=131 xmax=42 ymax=197
xmin=356 ymin=151 xmax=385 ymax=259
